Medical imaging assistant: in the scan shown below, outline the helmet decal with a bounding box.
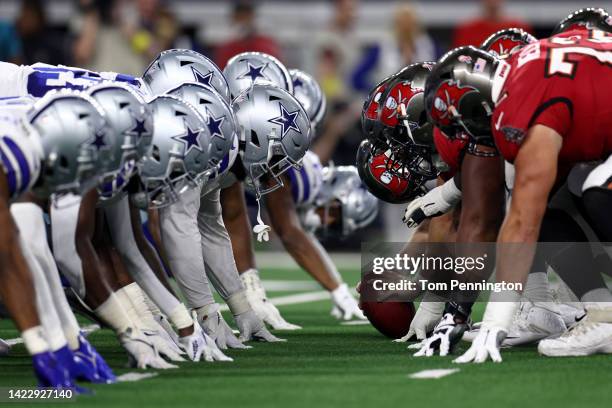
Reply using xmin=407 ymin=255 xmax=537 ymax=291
xmin=172 ymin=124 xmax=205 ymax=153
xmin=205 ymin=108 xmax=225 ymax=140
xmin=239 ymin=62 xmax=268 ymax=81
xmin=430 ymin=80 xmax=477 ymax=127
xmin=191 ymin=67 xmax=214 ymax=87
xmin=89 ymin=130 xmax=108 ymax=152
xmin=368 ymin=153 xmax=409 ymax=196
xmin=268 ymin=103 xmax=302 ymax=137
xmin=380 ymin=81 xmax=423 ymax=128
xmin=127 ymin=117 xmax=151 ymax=141
xmin=486 ymin=36 xmax=528 ymax=57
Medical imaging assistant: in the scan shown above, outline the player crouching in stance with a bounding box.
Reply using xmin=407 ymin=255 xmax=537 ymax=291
xmin=0 ymin=90 xmax=115 ymax=388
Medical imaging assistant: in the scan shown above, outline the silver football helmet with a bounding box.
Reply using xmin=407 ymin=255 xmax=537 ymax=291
xmin=166 ymin=82 xmax=237 ymax=181
xmin=224 ymin=52 xmax=293 ymax=100
xmin=142 ymin=49 xmax=230 ymax=101
xmin=27 ymin=90 xmax=111 ymax=198
xmin=312 ymin=165 xmax=379 ymax=237
xmin=289 ymin=69 xmax=327 ymax=130
xmin=87 ymin=82 xmax=153 ymax=201
xmin=135 ymin=95 xmax=213 ymax=208
xmin=232 ymin=83 xmax=311 ymax=197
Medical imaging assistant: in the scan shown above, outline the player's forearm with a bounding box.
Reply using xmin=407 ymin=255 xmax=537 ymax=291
xmin=279 ymin=227 xmax=340 ymax=291
xmin=221 ymin=200 xmax=256 ymax=273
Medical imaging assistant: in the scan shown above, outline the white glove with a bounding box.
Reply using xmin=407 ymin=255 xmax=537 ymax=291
xmin=119 ymin=328 xmax=178 ymax=370
xmin=331 ymin=284 xmax=366 ymax=321
xmin=141 ymin=329 xmax=186 ymax=362
xmin=403 ymin=178 xmax=461 ymax=228
xmin=394 ymin=298 xmax=445 ymax=342
xmin=154 ymin=313 xmax=184 ymax=354
xmin=179 ymin=322 xmax=234 ymax=362
xmin=453 ymin=326 xmax=506 ymax=363
xmin=235 ymin=310 xmax=286 ymax=342
xmin=411 ymin=313 xmax=469 ymax=357
xmin=242 ymin=270 xmax=301 ymax=330
xmin=198 ymin=304 xmax=250 ymax=349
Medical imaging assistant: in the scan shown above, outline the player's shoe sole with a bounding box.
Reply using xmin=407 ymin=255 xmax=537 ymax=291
xmin=538 ymin=322 xmax=612 ymax=356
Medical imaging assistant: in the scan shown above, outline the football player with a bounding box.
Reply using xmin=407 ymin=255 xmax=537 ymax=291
xmin=423 ymin=13 xmax=612 ymax=362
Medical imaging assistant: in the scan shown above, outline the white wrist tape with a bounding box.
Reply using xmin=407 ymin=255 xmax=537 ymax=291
xmin=118 ymin=283 xmax=158 ymax=331
xmin=226 ymin=291 xmax=251 ymax=316
xmin=482 ymin=290 xmax=521 ymax=331
xmin=439 ymin=177 xmax=462 ymax=207
xmin=94 ymin=293 xmax=134 ymax=334
xmin=168 ymin=303 xmax=195 ymax=330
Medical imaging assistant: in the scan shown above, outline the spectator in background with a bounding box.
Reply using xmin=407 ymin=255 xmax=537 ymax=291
xmin=0 ymin=18 xmax=22 ymax=64
xmin=452 ymin=0 xmax=531 ymax=48
xmin=215 ymin=0 xmax=281 ymax=68
xmin=378 ymin=2 xmax=436 ymax=79
xmin=73 ymin=0 xmax=182 ymax=75
xmin=16 ymin=0 xmax=70 ymax=65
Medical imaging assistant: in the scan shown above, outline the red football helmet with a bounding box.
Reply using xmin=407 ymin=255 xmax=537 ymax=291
xmin=553 ymin=8 xmax=612 ymax=35
xmin=480 ymin=28 xmax=536 ymax=59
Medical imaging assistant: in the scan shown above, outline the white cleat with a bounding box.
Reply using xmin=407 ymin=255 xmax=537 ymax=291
xmin=463 ymin=302 xmax=566 ymax=347
xmin=538 ymin=309 xmax=612 ymax=357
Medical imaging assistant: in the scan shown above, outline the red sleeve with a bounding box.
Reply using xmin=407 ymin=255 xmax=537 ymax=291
xmin=530 ymin=99 xmax=572 ymax=138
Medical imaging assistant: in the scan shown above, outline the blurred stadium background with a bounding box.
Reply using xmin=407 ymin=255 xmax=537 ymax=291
xmin=1 ymin=0 xmax=609 ymax=250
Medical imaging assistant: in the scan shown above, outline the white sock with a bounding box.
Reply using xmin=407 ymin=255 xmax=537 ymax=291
xmin=523 ymin=272 xmax=553 ymax=303
xmin=22 ymin=326 xmax=49 ymax=355
xmin=94 ymin=293 xmax=134 ymax=333
xmin=116 ymin=283 xmax=158 ymax=331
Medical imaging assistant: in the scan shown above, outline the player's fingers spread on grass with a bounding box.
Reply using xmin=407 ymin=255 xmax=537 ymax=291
xmin=253 ymin=327 xmax=286 ymax=342
xmin=393 ymin=329 xmax=413 ymax=342
xmin=406 ymin=340 xmax=424 ymax=349
xmin=453 ymin=344 xmax=477 ymax=364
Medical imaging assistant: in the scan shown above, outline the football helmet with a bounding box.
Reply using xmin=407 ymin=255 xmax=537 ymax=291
xmin=313 ymin=165 xmax=378 ymax=237
xmin=289 ymin=69 xmax=327 ymax=130
xmin=135 ymin=95 xmax=213 ymax=208
xmin=142 ymin=49 xmax=230 ymax=101
xmin=87 ymin=83 xmax=153 ymax=201
xmin=356 ymin=140 xmax=427 ymax=204
xmin=232 ymin=83 xmax=310 ymax=197
xmin=27 ymin=90 xmax=110 ymax=198
xmin=224 ymin=52 xmax=293 ymax=100
xmin=553 ymin=8 xmax=612 ymax=35
xmin=424 ymin=46 xmax=499 ymax=145
xmin=480 ymin=28 xmax=536 ymax=59
xmin=361 ymin=73 xmax=396 ymax=148
xmin=166 ymin=82 xmax=238 ymax=180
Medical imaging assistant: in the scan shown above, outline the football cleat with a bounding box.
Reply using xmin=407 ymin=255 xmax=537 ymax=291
xmin=0 ymin=338 xmax=9 ymax=356
xmin=54 ymin=345 xmax=100 ymax=384
xmin=74 ymin=333 xmax=116 ymax=383
xmin=538 ymin=309 xmax=612 ymax=357
xmin=32 ymin=351 xmax=75 ymax=389
xmin=463 ymin=302 xmax=567 ymax=346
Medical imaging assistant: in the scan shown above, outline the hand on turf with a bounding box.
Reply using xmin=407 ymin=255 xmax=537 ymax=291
xmin=395 ymin=300 xmax=445 ymax=342
xmin=119 ymin=328 xmax=178 ymax=369
xmin=141 ymin=329 xmax=186 ymax=362
xmin=453 ymin=326 xmax=506 ymax=364
xmin=247 ymin=292 xmax=301 ymax=330
xmin=180 ymin=322 xmax=233 ymax=362
xmin=235 ymin=310 xmax=286 ymax=342
xmin=199 ymin=304 xmax=250 ymax=349
xmin=331 ymin=283 xmax=366 ymax=321
xmin=412 ymin=313 xmax=470 ymax=357
xmin=402 ymin=182 xmax=457 ymax=228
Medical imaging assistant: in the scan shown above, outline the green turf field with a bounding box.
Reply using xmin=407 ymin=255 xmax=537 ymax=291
xmin=1 ymin=266 xmax=610 ymax=408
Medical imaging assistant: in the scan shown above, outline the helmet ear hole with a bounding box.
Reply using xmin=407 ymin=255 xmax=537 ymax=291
xmin=151 ymin=145 xmax=161 ymax=162
xmin=59 ymin=155 xmax=69 ymax=169
xmin=250 ymin=130 xmax=260 ymax=147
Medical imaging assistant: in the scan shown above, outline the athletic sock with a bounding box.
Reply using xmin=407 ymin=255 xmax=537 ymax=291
xmin=22 ymin=326 xmax=49 ymax=355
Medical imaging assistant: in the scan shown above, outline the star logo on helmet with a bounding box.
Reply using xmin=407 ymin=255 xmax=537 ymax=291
xmin=128 ymin=118 xmax=151 ymax=139
xmin=191 ymin=67 xmax=213 ymax=87
xmin=239 ymin=62 xmax=267 ymax=81
xmin=173 ymin=125 xmax=203 ymax=153
xmin=268 ymin=103 xmax=301 ymax=137
xmin=292 ymin=77 xmax=304 ymax=89
xmin=205 ymin=108 xmax=225 ymax=140
xmin=90 ymin=130 xmax=108 ymax=151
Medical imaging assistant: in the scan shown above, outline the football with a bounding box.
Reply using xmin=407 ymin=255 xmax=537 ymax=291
xmin=361 ymin=301 xmax=416 ymax=339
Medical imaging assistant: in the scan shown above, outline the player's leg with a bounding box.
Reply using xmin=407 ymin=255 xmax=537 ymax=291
xmin=198 ymin=188 xmax=282 ymax=343
xmin=221 ymin=181 xmax=300 ymax=330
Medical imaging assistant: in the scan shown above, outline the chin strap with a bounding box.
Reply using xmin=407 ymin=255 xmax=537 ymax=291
xmin=252 ymin=195 xmax=271 ymax=242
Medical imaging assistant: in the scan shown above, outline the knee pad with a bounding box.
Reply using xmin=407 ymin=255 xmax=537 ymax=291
xmin=539 ymin=208 xmax=588 ymax=243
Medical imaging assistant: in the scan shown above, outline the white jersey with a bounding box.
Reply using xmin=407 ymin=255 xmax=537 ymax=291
xmin=0 ymin=61 xmax=147 ymax=99
xmin=0 ymin=105 xmax=43 ymax=201
xmin=284 ymin=151 xmax=323 ymax=209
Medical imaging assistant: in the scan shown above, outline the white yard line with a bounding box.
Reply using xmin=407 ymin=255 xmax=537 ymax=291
xmin=263 ymin=280 xmax=321 ymax=291
xmin=256 ymin=251 xmax=360 ymax=270
xmin=219 ymin=290 xmax=330 ymax=312
xmin=408 ymin=368 xmax=460 ymax=379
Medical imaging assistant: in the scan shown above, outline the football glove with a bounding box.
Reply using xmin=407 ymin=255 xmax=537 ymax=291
xmin=179 ymin=322 xmax=233 ymax=362
xmin=119 ymin=328 xmax=178 ymax=369
xmin=453 ymin=326 xmax=506 ymax=363
xmin=331 ymin=284 xmax=366 ymax=321
xmin=394 ymin=296 xmax=445 ymax=342
xmin=198 ymin=304 xmax=250 ymax=349
xmin=235 ymin=310 xmax=285 ymax=342
xmin=411 ymin=312 xmax=471 ymax=357
xmin=402 ymin=178 xmax=461 ymax=228
xmin=141 ymin=329 xmax=185 ymax=362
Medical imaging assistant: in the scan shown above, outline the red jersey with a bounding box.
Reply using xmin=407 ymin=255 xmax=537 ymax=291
xmin=491 ymin=30 xmax=612 ymax=178
xmin=433 ymin=127 xmax=468 ymax=178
